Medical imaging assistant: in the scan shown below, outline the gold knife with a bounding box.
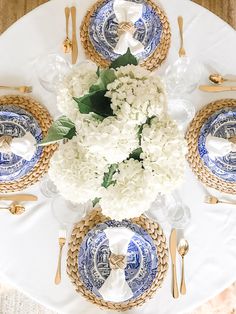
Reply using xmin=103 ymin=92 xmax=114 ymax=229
xmin=0 ymin=194 xmax=38 ymax=202
xmin=199 ymin=85 xmax=236 ymax=92
xmin=71 ymin=6 xmax=78 ymax=65
xmin=170 ymin=229 xmax=179 ymax=298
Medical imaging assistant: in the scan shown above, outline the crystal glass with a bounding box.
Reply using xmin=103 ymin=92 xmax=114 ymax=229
xmin=145 ymin=194 xmax=167 ymax=223
xmin=163 ymin=192 xmax=191 ymax=229
xmin=51 ymin=196 xmax=93 ymax=228
xmin=165 ymin=56 xmax=203 ymax=98
xmin=40 ymin=175 xmax=58 ymax=198
xmin=168 ymin=98 xmax=195 ymax=131
xmin=35 ymin=53 xmax=71 ymax=92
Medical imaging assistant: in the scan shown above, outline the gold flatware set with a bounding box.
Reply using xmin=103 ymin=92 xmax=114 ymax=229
xmin=170 ymin=229 xmax=189 ymax=298
xmin=199 ymin=72 xmax=236 ymax=93
xmin=177 ymin=16 xmax=186 ymax=58
xmin=55 ymin=229 xmax=67 ymax=285
xmin=205 ymin=195 xmax=236 ymax=205
xmin=63 ymin=7 xmax=72 ymax=54
xmin=199 ymin=85 xmax=236 ymax=92
xmin=63 ymin=6 xmax=78 ymax=64
xmin=0 ymin=194 xmax=38 ymax=215
xmin=0 ymin=85 xmax=32 ymax=93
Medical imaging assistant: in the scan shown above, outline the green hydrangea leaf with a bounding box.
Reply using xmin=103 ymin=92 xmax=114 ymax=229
xmin=129 ymin=147 xmax=142 ymax=161
xmin=110 ymin=48 xmax=138 ymax=69
xmin=102 ymin=164 xmax=118 ymax=188
xmin=39 ymin=116 xmax=76 ymax=145
xmin=89 ymin=68 xmax=116 ymax=93
xmin=73 ymin=90 xmax=113 ymax=117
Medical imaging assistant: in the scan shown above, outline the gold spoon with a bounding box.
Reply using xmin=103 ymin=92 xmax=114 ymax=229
xmin=0 ymin=203 xmax=25 ymax=215
xmin=209 ymin=73 xmax=236 ymax=85
xmin=178 ymin=239 xmax=189 ymax=295
xmin=63 ymin=7 xmax=72 ymax=54
xmin=178 ymin=16 xmax=186 ymax=57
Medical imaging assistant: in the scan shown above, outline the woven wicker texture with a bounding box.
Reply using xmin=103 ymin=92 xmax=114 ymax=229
xmin=67 ymin=208 xmax=168 ymax=311
xmin=186 ymin=98 xmax=236 ymax=194
xmin=0 ymin=95 xmax=57 ymax=193
xmin=80 ymin=0 xmax=171 ymax=71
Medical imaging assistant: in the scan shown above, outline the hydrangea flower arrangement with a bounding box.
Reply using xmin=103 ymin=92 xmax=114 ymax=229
xmin=42 ymin=50 xmax=187 ymax=220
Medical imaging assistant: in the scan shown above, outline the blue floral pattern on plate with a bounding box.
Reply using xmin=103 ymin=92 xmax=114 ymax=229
xmin=78 ymin=220 xmax=158 ymax=300
xmin=198 ymin=107 xmax=236 ymax=182
xmin=0 ymin=105 xmax=43 ymax=182
xmin=88 ymin=0 xmax=163 ymax=61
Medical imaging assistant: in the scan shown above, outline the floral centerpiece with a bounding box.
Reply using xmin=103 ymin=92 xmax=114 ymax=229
xmin=42 ymin=50 xmax=187 ymax=220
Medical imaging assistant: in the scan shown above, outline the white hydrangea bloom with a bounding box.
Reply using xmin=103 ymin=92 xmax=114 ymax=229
xmin=106 ymin=65 xmax=167 ymax=125
xmin=76 ymin=116 xmax=139 ymax=164
xmin=49 ymin=139 xmax=108 ymax=204
xmin=99 ymin=159 xmax=159 ymax=220
xmin=56 ymin=61 xmax=97 ymax=121
xmin=141 ymin=117 xmax=187 ymax=193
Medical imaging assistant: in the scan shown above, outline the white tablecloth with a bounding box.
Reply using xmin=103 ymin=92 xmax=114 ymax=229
xmin=0 ymin=0 xmax=236 ymax=313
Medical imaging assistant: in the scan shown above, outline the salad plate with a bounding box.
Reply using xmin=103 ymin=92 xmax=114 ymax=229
xmin=78 ymin=219 xmax=158 ymax=300
xmin=88 ymin=0 xmax=163 ymax=61
xmin=0 ymin=105 xmax=43 ymax=182
xmin=198 ymin=107 xmax=236 ymax=182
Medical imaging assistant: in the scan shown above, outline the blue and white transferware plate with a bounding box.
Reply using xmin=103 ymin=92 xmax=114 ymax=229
xmin=88 ymin=0 xmax=163 ymax=61
xmin=78 ymin=220 xmax=158 ymax=300
xmin=198 ymin=107 xmax=236 ymax=182
xmin=0 ymin=105 xmax=43 ymax=182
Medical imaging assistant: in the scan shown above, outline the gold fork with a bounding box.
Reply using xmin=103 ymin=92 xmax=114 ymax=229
xmin=205 ymin=195 xmax=236 ymax=205
xmin=63 ymin=7 xmax=72 ymax=53
xmin=0 ymin=85 xmax=32 ymax=93
xmin=178 ymin=16 xmax=186 ymax=57
xmin=55 ymin=233 xmax=66 ymax=285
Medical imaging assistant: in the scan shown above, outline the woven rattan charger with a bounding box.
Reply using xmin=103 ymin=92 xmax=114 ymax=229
xmin=0 ymin=95 xmax=57 ymax=193
xmin=186 ymin=98 xmax=236 ymax=195
xmin=80 ymin=0 xmax=171 ymax=71
xmin=67 ymin=208 xmax=168 ymax=311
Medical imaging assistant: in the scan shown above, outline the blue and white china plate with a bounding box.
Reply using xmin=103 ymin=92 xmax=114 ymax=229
xmin=198 ymin=107 xmax=236 ymax=182
xmin=78 ymin=220 xmax=158 ymax=300
xmin=0 ymin=105 xmax=43 ymax=182
xmin=88 ymin=0 xmax=163 ymax=61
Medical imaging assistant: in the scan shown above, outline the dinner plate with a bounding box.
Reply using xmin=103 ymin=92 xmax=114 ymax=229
xmin=78 ymin=219 xmax=158 ymax=300
xmin=88 ymin=0 xmax=163 ymax=61
xmin=198 ymin=107 xmax=236 ymax=182
xmin=0 ymin=105 xmax=43 ymax=182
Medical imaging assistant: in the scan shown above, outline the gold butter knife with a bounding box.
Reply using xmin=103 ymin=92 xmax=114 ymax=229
xmin=170 ymin=229 xmax=179 ymax=298
xmin=0 ymin=194 xmax=38 ymax=202
xmin=199 ymin=85 xmax=236 ymax=92
xmin=71 ymin=6 xmax=78 ymax=65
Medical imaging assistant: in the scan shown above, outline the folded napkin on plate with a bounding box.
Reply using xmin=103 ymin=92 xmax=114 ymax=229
xmin=98 ymin=227 xmax=134 ymax=302
xmin=0 ymin=132 xmax=37 ymax=161
xmin=205 ymin=134 xmax=236 ymax=157
xmin=113 ymin=0 xmax=144 ymax=55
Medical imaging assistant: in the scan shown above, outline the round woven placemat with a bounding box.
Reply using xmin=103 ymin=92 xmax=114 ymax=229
xmin=0 ymin=95 xmax=57 ymax=193
xmin=186 ymin=98 xmax=236 ymax=194
xmin=67 ymin=208 xmax=168 ymax=311
xmin=80 ymin=0 xmax=171 ymax=71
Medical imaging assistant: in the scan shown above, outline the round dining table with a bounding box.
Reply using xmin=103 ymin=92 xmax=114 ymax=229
xmin=0 ymin=0 xmax=236 ymax=313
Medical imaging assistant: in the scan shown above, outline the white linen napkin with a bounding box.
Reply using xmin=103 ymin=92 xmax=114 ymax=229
xmin=113 ymin=0 xmax=144 ymax=55
xmin=205 ymin=134 xmax=236 ymax=157
xmin=0 ymin=132 xmax=37 ymax=161
xmin=98 ymin=227 xmax=134 ymax=302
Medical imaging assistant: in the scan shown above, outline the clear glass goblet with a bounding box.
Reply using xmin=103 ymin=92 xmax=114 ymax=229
xmin=40 ymin=175 xmax=58 ymax=198
xmin=51 ymin=195 xmax=93 ymax=228
xmin=35 ymin=53 xmax=71 ymax=93
xmin=163 ymin=192 xmax=191 ymax=229
xmin=165 ymin=56 xmax=203 ymax=98
xmin=168 ymin=98 xmax=195 ymax=131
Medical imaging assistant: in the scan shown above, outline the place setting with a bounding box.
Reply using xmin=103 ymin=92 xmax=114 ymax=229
xmin=0 ymin=0 xmax=236 ymax=313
